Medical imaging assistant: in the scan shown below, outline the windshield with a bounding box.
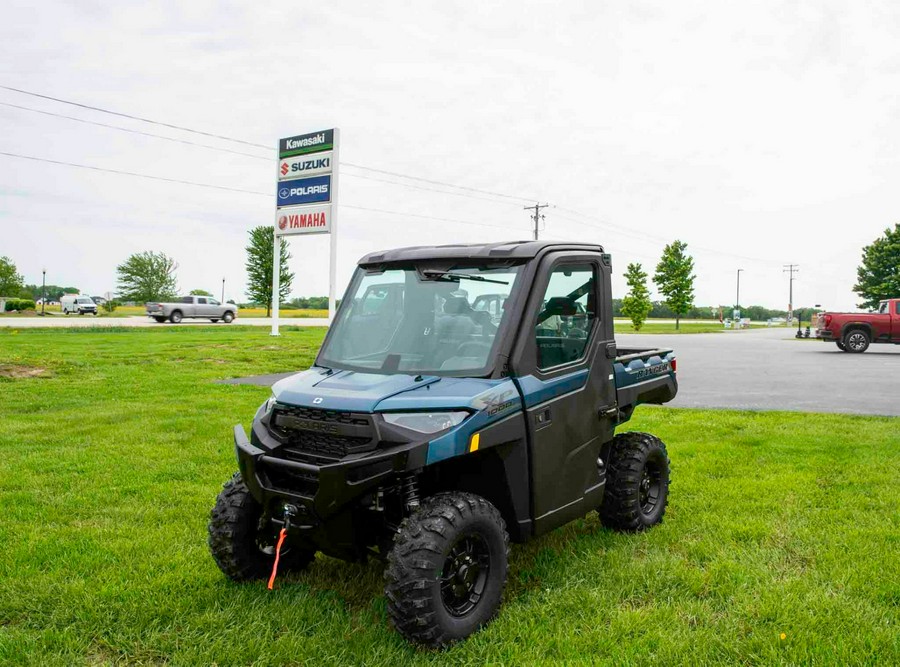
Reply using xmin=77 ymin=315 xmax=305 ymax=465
xmin=320 ymin=264 xmax=522 ymax=375
xmin=76 ymin=298 xmax=93 ymax=304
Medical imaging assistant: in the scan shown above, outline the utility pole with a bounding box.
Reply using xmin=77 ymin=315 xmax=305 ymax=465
xmin=524 ymin=203 xmax=549 ymax=240
xmin=783 ymin=264 xmax=799 ymax=322
xmin=736 ymin=269 xmax=744 ymax=310
xmin=221 ymin=277 xmax=225 ymax=303
xmin=41 ymin=268 xmax=46 ymax=317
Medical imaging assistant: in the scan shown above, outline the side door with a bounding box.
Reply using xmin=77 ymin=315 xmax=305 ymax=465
xmin=509 ymin=253 xmax=617 ymax=536
xmin=894 ymin=300 xmax=900 ymax=341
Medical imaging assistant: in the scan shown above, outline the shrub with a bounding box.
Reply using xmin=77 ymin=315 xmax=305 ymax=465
xmin=102 ymin=300 xmax=119 ymax=314
xmin=4 ymin=299 xmax=36 ymax=312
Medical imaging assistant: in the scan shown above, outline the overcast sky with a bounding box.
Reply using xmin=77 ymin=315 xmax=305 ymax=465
xmin=1 ymin=1 xmax=897 ymax=310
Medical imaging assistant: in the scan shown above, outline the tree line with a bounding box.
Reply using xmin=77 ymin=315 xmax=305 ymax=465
xmin=3 ymin=223 xmax=899 ymax=317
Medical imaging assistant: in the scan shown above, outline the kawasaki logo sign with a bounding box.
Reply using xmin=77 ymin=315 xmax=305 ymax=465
xmin=279 ymin=129 xmax=334 ymax=158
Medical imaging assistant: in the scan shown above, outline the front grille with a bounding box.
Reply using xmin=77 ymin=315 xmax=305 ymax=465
xmin=270 ymin=406 xmax=376 ymax=461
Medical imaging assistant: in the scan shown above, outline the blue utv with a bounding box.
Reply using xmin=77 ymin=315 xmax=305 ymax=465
xmin=209 ymin=241 xmax=677 ymax=648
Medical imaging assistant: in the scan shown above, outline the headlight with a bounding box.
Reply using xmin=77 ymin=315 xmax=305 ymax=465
xmin=262 ymin=394 xmax=277 ymax=416
xmin=382 ymin=411 xmax=468 ymax=434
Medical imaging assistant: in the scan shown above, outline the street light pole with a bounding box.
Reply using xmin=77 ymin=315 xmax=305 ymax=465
xmin=736 ymin=268 xmax=744 ymax=319
xmin=41 ymin=269 xmax=46 ymax=317
xmin=221 ymin=277 xmax=225 ymax=303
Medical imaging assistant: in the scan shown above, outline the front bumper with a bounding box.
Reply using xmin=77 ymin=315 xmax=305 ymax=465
xmin=233 ymin=422 xmax=426 ymax=527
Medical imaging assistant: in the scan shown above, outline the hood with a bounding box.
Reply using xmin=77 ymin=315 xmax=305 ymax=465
xmin=271 ymin=368 xmax=511 ymax=413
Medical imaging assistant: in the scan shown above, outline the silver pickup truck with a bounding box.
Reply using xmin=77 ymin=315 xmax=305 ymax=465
xmin=146 ymin=296 xmax=238 ymax=324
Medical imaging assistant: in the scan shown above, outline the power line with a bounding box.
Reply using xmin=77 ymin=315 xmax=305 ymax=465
xmin=1 ymin=85 xmax=537 ymax=203
xmin=554 ymin=206 xmax=785 ymax=266
xmin=0 ymin=85 xmax=271 ymax=150
xmin=0 ymin=101 xmax=528 ymax=206
xmin=340 ymin=171 xmax=526 ymax=205
xmin=0 ymin=101 xmax=272 ymax=161
xmin=0 ymin=151 xmax=270 ymax=196
xmin=0 ymin=150 xmax=531 ymax=234
xmin=340 ymin=203 xmax=530 ymax=233
xmin=342 ymin=162 xmax=532 ymax=203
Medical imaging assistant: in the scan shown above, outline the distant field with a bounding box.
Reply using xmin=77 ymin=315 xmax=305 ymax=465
xmin=613 ymin=319 xmax=771 ymax=334
xmin=0 ymin=326 xmax=897 ymax=665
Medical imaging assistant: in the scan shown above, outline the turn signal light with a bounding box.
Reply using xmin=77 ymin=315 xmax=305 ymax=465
xmin=671 ymin=358 xmax=677 ymax=373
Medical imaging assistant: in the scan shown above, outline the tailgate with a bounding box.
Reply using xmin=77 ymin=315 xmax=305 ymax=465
xmin=614 ymin=347 xmax=677 ymax=409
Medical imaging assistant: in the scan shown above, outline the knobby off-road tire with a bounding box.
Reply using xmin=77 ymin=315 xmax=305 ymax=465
xmin=385 ymin=492 xmax=509 ymax=649
xmin=600 ymin=432 xmax=671 ymax=532
xmin=843 ymin=329 xmax=870 ymax=353
xmin=208 ymin=472 xmax=314 ymax=581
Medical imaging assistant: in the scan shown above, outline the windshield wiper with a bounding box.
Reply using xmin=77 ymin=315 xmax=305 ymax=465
xmin=421 ymin=270 xmax=509 ymax=285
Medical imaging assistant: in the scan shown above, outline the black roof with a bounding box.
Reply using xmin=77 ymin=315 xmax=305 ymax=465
xmin=358 ymin=240 xmax=604 ymax=266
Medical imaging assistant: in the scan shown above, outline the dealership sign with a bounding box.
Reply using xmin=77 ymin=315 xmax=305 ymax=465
xmin=279 ymin=129 xmax=335 ymax=158
xmin=276 ymin=204 xmax=331 ymax=235
xmin=279 ymin=151 xmax=333 ymax=180
xmin=277 ymin=175 xmax=332 ymax=207
xmin=272 ymin=128 xmax=340 ymax=333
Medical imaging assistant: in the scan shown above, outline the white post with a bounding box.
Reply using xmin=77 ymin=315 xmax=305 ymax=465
xmin=328 ymin=128 xmax=340 ymax=324
xmin=271 ymin=228 xmax=281 ymax=336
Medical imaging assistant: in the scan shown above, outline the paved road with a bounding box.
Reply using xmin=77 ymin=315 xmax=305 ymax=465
xmin=221 ymin=328 xmax=900 ymax=417
xmin=617 ymin=327 xmax=900 ymax=417
xmin=0 ymin=316 xmax=330 ymax=328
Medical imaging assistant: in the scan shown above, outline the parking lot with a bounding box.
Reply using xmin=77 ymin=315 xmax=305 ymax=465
xmin=617 ymin=327 xmax=900 ymax=417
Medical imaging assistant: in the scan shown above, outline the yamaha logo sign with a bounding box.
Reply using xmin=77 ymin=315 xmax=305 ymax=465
xmin=275 ymin=204 xmax=331 ymax=236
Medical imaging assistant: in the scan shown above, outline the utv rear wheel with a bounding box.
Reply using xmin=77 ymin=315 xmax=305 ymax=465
xmin=600 ymin=432 xmax=670 ymax=531
xmin=385 ymin=492 xmax=509 ymax=649
xmin=208 ymin=473 xmax=314 ymax=581
xmin=843 ymin=329 xmax=870 ymax=353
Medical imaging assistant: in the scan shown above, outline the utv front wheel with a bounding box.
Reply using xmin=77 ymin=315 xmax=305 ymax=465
xmin=385 ymin=492 xmax=509 ymax=648
xmin=208 ymin=473 xmax=314 ymax=581
xmin=600 ymin=432 xmax=670 ymax=531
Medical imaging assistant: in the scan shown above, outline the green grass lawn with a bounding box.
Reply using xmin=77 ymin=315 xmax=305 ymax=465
xmin=1 ymin=327 xmax=898 ymax=665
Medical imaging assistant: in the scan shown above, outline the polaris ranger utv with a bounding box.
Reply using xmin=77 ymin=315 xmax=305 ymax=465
xmin=209 ymin=241 xmax=677 ymax=648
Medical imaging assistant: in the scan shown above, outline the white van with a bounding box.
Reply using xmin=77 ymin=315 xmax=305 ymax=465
xmin=61 ymin=294 xmax=98 ymax=315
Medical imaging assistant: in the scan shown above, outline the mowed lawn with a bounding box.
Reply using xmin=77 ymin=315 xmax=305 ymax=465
xmin=0 ymin=328 xmax=898 ymax=665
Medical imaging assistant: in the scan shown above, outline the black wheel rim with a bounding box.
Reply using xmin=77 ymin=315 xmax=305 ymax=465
xmin=440 ymin=533 xmax=490 ymax=617
xmin=848 ymin=333 xmax=866 ymax=350
xmin=639 ymin=454 xmax=664 ymax=516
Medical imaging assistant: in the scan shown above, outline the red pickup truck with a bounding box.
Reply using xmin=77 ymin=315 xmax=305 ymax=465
xmin=816 ymin=298 xmax=900 ymax=352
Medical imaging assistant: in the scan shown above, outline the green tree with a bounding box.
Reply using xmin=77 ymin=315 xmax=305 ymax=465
xmin=621 ymin=263 xmax=653 ymax=331
xmin=245 ymin=226 xmax=294 ymax=317
xmin=189 ymin=289 xmax=213 ymax=297
xmin=653 ymin=240 xmax=696 ymax=330
xmin=116 ymin=251 xmax=178 ymax=303
xmin=854 ymin=223 xmax=900 ymax=309
xmin=0 ymin=257 xmax=24 ymax=296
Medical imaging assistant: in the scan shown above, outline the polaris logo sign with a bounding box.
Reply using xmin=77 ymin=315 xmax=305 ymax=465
xmin=276 ymin=204 xmax=331 ymax=235
xmin=279 ymin=129 xmax=334 ymax=158
xmin=279 ymin=152 xmax=333 ymax=180
xmin=277 ymin=175 xmax=331 ymax=207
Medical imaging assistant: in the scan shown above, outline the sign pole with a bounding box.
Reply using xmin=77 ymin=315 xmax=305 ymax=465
xmin=328 ymin=129 xmax=340 ymax=323
xmin=271 ymin=228 xmax=281 ymax=336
